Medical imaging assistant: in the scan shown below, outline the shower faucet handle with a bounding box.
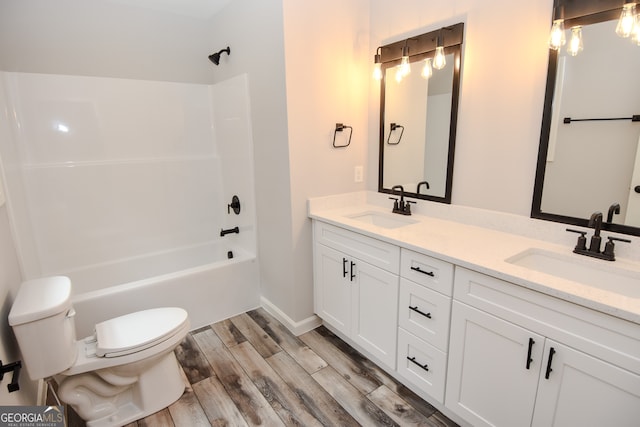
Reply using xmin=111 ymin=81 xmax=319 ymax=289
xmin=227 ymin=195 xmax=241 ymax=215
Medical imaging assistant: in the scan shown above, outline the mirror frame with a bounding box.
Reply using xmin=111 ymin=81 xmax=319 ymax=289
xmin=531 ymin=0 xmax=640 ymax=236
xmin=378 ymin=23 xmax=464 ymax=203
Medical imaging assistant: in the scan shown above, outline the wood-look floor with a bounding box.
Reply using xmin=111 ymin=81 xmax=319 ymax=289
xmin=69 ymin=308 xmax=459 ymax=426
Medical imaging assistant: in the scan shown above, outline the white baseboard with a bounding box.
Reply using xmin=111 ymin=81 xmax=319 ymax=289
xmin=260 ymin=296 xmax=322 ymax=336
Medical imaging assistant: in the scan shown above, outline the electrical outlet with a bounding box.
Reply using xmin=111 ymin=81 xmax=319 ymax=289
xmin=354 ymin=166 xmax=363 ymax=183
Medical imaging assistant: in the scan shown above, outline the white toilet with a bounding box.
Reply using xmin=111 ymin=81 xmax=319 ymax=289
xmin=8 ymin=276 xmax=190 ymax=427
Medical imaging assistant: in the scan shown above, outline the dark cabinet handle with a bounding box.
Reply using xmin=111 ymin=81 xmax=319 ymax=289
xmin=342 ymin=258 xmax=348 ymax=278
xmin=407 ymin=356 xmax=429 ymax=372
xmin=410 ymin=266 xmax=435 ymax=277
xmin=409 ymin=306 xmax=432 ymax=319
xmin=526 ymin=338 xmax=535 ymax=370
xmin=545 ymin=347 xmax=556 ymax=379
xmin=350 ymin=261 xmax=356 ymax=281
xmin=635 ymin=185 xmax=640 ymax=194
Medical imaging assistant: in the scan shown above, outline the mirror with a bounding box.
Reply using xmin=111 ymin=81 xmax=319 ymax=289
xmin=378 ymin=23 xmax=463 ymax=203
xmin=533 ymin=2 xmax=640 ymax=236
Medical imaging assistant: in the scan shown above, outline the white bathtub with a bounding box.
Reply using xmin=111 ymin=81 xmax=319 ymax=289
xmin=70 ymin=243 xmax=260 ymax=337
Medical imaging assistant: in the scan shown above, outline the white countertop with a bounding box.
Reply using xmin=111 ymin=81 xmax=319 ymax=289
xmin=309 ymin=192 xmax=640 ymax=325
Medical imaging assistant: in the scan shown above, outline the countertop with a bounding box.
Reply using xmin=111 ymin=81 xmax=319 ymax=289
xmin=308 ymin=193 xmax=640 ymax=325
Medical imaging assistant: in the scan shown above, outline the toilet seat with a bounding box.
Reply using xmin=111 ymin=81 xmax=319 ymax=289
xmin=94 ymin=307 xmax=188 ymax=357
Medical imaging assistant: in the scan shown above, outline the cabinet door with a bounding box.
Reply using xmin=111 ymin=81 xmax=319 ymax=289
xmin=532 ymin=340 xmax=640 ymax=427
xmin=351 ymin=259 xmax=399 ymax=369
xmin=314 ymin=244 xmax=351 ymax=334
xmin=446 ymin=301 xmax=544 ymax=427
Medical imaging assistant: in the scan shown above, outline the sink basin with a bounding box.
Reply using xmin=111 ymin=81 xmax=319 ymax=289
xmin=505 ymin=248 xmax=640 ymax=297
xmin=347 ymin=211 xmax=418 ymax=229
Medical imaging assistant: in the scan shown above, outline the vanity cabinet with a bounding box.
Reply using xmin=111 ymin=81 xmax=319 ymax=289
xmin=446 ymin=267 xmax=640 ymax=427
xmin=396 ymin=249 xmax=453 ymax=403
xmin=313 ymin=221 xmax=400 ymax=369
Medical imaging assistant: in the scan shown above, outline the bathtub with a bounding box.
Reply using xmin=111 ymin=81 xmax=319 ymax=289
xmin=69 ymin=242 xmax=260 ymax=337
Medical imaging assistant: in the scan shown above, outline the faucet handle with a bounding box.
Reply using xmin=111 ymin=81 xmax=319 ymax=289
xmin=389 ymin=197 xmax=399 ymax=212
xmin=405 ymin=200 xmax=416 ymax=214
xmin=566 ymin=228 xmax=587 ymax=251
xmin=603 ymin=236 xmax=631 ymax=260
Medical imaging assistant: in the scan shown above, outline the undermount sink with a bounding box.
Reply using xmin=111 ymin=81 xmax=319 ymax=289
xmin=505 ymin=248 xmax=640 ymax=297
xmin=347 ymin=211 xmax=418 ymax=229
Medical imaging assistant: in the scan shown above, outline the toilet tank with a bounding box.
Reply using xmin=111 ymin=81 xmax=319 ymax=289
xmin=9 ymin=276 xmax=78 ymax=380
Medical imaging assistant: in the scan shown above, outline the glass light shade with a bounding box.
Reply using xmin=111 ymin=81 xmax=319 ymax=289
xmin=616 ymin=2 xmax=636 ymax=37
xmin=421 ymin=58 xmax=433 ymax=79
xmin=567 ymin=27 xmax=583 ymax=56
xmin=549 ymin=19 xmax=566 ymax=50
xmin=373 ymin=62 xmax=382 ymax=80
xmin=433 ymin=46 xmax=446 ymax=70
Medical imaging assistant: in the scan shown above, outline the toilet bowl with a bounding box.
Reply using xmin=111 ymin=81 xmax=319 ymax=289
xmin=8 ymin=276 xmax=190 ymax=427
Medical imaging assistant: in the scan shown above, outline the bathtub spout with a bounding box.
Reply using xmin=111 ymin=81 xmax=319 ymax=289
xmin=220 ymin=227 xmax=239 ymax=237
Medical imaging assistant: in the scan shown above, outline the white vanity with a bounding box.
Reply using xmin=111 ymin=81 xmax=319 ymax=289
xmin=309 ymin=191 xmax=640 ymax=427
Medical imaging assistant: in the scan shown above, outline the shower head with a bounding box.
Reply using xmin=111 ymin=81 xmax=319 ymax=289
xmin=208 ymin=47 xmax=231 ymax=65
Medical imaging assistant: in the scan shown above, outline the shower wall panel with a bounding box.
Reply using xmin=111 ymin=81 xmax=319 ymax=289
xmin=0 ymin=72 xmax=237 ymax=280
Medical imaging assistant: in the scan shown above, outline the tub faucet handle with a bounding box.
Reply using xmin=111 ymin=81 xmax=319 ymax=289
xmin=227 ymin=195 xmax=241 ymax=215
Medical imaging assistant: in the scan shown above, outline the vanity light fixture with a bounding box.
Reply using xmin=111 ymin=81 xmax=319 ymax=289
xmin=373 ymin=24 xmax=463 ymax=82
xmin=567 ymin=26 xmax=584 ymax=56
xmin=421 ymin=58 xmax=433 ymax=79
xmin=433 ymin=31 xmax=447 ymax=70
xmin=373 ymin=47 xmax=383 ymax=81
xmin=616 ymin=1 xmax=637 ymax=37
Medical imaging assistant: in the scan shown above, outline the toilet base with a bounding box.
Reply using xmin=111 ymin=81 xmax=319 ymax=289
xmin=59 ymin=351 xmax=185 ymax=427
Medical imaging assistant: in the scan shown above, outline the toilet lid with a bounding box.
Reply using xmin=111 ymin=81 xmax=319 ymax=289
xmin=95 ymin=307 xmax=188 ymax=357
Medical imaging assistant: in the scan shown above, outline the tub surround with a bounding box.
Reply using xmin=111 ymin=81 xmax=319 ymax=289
xmin=309 ymin=191 xmax=640 ymax=324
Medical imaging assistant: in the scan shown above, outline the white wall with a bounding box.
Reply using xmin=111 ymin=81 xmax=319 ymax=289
xmin=0 ymin=79 xmax=37 ymax=405
xmin=282 ymin=0 xmax=370 ymax=323
xmin=368 ymin=0 xmax=551 ymax=215
xmin=204 ymin=0 xmax=299 ymax=320
xmin=0 ymin=0 xmax=215 ymax=84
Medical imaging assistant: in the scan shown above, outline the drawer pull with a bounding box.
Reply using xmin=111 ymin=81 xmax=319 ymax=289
xmin=407 ymin=356 xmax=429 ymax=372
xmin=545 ymin=347 xmax=556 ymax=379
xmin=409 ymin=305 xmax=432 ymax=319
xmin=526 ymin=338 xmax=535 ymax=370
xmin=410 ymin=266 xmax=435 ymax=277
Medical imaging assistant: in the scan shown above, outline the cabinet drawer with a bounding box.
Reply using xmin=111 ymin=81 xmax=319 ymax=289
xmin=400 ymin=249 xmax=453 ymax=296
xmin=398 ymin=278 xmax=451 ymax=352
xmin=314 ymin=221 xmax=400 ymax=274
xmin=397 ymin=327 xmax=447 ymax=404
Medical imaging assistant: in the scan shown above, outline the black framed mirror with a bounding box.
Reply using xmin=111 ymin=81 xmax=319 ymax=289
xmin=532 ymin=0 xmax=640 ymax=236
xmin=378 ymin=23 xmax=464 ymax=203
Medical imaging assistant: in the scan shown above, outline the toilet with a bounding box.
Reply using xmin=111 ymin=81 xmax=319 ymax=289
xmin=8 ymin=276 xmax=190 ymax=427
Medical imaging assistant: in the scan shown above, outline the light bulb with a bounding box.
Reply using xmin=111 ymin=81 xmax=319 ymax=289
xmin=616 ymin=2 xmax=636 ymax=38
xmin=421 ymin=58 xmax=433 ymax=79
xmin=400 ymin=55 xmax=411 ymax=76
xmin=373 ymin=63 xmax=382 ymax=80
xmin=395 ymin=65 xmax=404 ymax=82
xmin=433 ymin=46 xmax=446 ymax=70
xmin=549 ymin=19 xmax=566 ymax=50
xmin=567 ymin=27 xmax=583 ymax=56
xmin=632 ymin=15 xmax=640 ymax=45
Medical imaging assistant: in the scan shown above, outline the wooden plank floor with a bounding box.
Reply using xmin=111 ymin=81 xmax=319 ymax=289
xmin=69 ymin=308 xmax=459 ymax=426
